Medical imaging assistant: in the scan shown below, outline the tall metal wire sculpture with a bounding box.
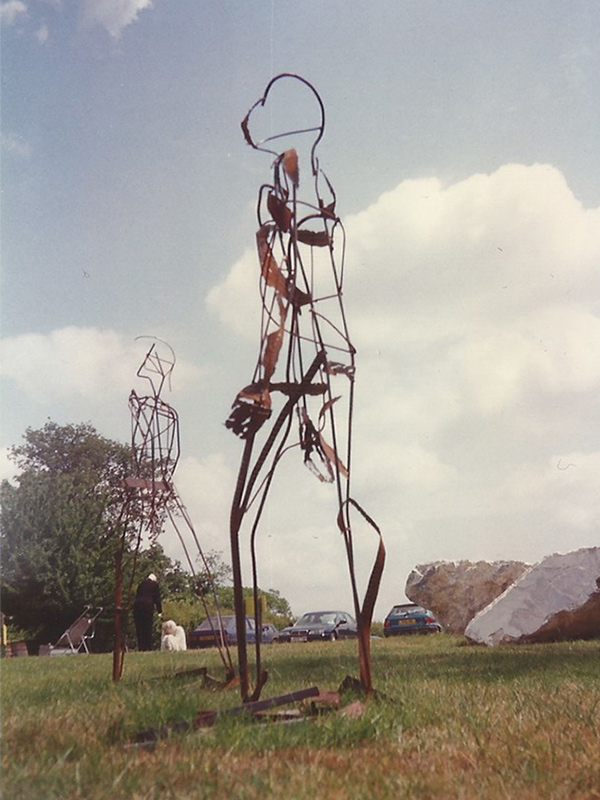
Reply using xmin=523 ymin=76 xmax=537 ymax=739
xmin=113 ymin=338 xmax=235 ymax=683
xmin=227 ymin=74 xmax=385 ymax=702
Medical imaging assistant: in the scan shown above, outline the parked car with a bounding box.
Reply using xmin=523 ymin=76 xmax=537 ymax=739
xmin=280 ymin=610 xmax=358 ymax=642
xmin=188 ymin=615 xmax=256 ymax=649
xmin=260 ymin=623 xmax=282 ymax=644
xmin=383 ymin=603 xmax=442 ymax=636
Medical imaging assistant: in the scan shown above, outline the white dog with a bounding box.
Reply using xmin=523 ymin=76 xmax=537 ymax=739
xmin=160 ymin=619 xmax=187 ymax=651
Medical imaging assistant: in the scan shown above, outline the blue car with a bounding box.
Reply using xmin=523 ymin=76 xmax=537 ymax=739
xmin=383 ymin=603 xmax=442 ymax=636
xmin=188 ymin=615 xmax=256 ymax=649
xmin=189 ymin=616 xmax=283 ymax=648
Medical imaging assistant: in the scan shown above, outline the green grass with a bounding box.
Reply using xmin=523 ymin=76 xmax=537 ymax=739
xmin=2 ymin=635 xmax=599 ymax=799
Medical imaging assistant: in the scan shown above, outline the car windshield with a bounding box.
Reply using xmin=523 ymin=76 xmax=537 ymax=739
xmin=197 ymin=617 xmax=232 ymax=631
xmin=391 ymin=605 xmax=423 ymax=616
xmin=197 ymin=616 xmax=255 ymax=631
xmin=296 ymin=612 xmax=339 ymax=626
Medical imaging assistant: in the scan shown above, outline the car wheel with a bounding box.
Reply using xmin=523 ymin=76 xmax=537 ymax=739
xmin=330 ymin=631 xmax=338 ymax=641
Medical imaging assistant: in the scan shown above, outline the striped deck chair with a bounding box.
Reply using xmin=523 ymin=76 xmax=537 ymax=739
xmin=50 ymin=607 xmax=103 ymax=655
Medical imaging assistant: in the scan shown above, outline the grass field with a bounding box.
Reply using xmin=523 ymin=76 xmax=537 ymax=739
xmin=2 ymin=635 xmax=599 ymax=799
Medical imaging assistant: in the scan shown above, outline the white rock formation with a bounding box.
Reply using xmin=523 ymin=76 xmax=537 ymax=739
xmin=465 ymin=547 xmax=600 ymax=645
xmin=405 ymin=559 xmax=529 ymax=633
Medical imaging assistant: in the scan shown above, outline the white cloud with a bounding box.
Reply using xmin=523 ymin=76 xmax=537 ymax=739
xmin=0 ymin=326 xmax=198 ymax=406
xmin=0 ymin=0 xmax=27 ymax=25
xmin=35 ymin=22 xmax=49 ymax=42
xmin=498 ymin=451 xmax=600 ymax=532
xmin=345 ymin=164 xmax=600 ymax=345
xmin=1 ymin=134 xmax=32 ymax=159
xmin=1 ymin=1 xmax=53 ymax=42
xmin=165 ymin=453 xmax=235 ymax=564
xmin=449 ymin=305 xmax=600 ymax=415
xmin=340 ymin=165 xmax=600 ymax=428
xmin=205 ymin=248 xmax=260 ymax=340
xmin=2 ymin=327 xmax=142 ymax=402
xmin=80 ymin=0 xmax=152 ymax=39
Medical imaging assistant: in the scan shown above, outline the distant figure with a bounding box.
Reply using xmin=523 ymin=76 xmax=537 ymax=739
xmin=133 ymin=573 xmax=162 ymax=651
xmin=160 ymin=619 xmax=187 ymax=651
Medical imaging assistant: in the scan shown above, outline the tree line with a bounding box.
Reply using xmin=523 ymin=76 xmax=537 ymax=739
xmin=0 ymin=421 xmax=293 ymax=652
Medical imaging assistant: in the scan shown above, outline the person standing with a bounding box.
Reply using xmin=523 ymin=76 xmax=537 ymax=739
xmin=133 ymin=573 xmax=162 ymax=651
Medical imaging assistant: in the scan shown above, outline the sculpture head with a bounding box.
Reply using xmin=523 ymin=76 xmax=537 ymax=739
xmin=241 ymin=73 xmax=325 ymax=178
xmin=135 ymin=337 xmax=176 ymax=396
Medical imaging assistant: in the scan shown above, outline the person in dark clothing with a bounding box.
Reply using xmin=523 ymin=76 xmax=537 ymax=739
xmin=133 ymin=573 xmax=162 ymax=650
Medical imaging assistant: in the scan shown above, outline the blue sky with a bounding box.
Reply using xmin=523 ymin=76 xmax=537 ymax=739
xmin=2 ymin=0 xmax=599 ymax=619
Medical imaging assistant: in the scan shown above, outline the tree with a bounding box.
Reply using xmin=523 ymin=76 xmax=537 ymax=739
xmin=131 ymin=542 xmax=196 ymax=598
xmin=0 ymin=421 xmax=295 ymax=651
xmin=0 ymin=421 xmax=177 ymax=651
xmin=192 ymin=548 xmax=233 ymax=598
xmin=193 ymin=550 xmax=294 ymax=627
xmin=162 ymin=549 xmax=295 ymax=633
xmin=261 ymin=587 xmax=294 ymax=625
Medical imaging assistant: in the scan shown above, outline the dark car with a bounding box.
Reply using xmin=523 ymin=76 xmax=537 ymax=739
xmin=188 ymin=615 xmax=256 ymax=649
xmin=280 ymin=610 xmax=358 ymax=643
xmin=383 ymin=603 xmax=442 ymax=636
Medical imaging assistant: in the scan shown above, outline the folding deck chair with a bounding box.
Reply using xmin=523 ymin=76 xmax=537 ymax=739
xmin=49 ymin=606 xmax=103 ymax=655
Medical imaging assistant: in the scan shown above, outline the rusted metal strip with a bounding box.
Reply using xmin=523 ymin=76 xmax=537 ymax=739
xmin=133 ymin=686 xmax=320 ymax=743
xmin=337 ymin=498 xmax=386 ymax=693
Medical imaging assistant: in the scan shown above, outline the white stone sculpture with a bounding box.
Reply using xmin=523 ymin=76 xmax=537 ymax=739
xmin=464 ymin=547 xmax=600 ymax=645
xmin=405 ymin=559 xmax=529 ymax=633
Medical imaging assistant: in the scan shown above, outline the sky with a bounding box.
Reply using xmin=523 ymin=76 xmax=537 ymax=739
xmin=1 ymin=0 xmax=599 ymax=621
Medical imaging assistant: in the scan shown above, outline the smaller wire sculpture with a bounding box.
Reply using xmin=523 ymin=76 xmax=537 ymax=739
xmin=112 ymin=338 xmax=235 ymax=683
